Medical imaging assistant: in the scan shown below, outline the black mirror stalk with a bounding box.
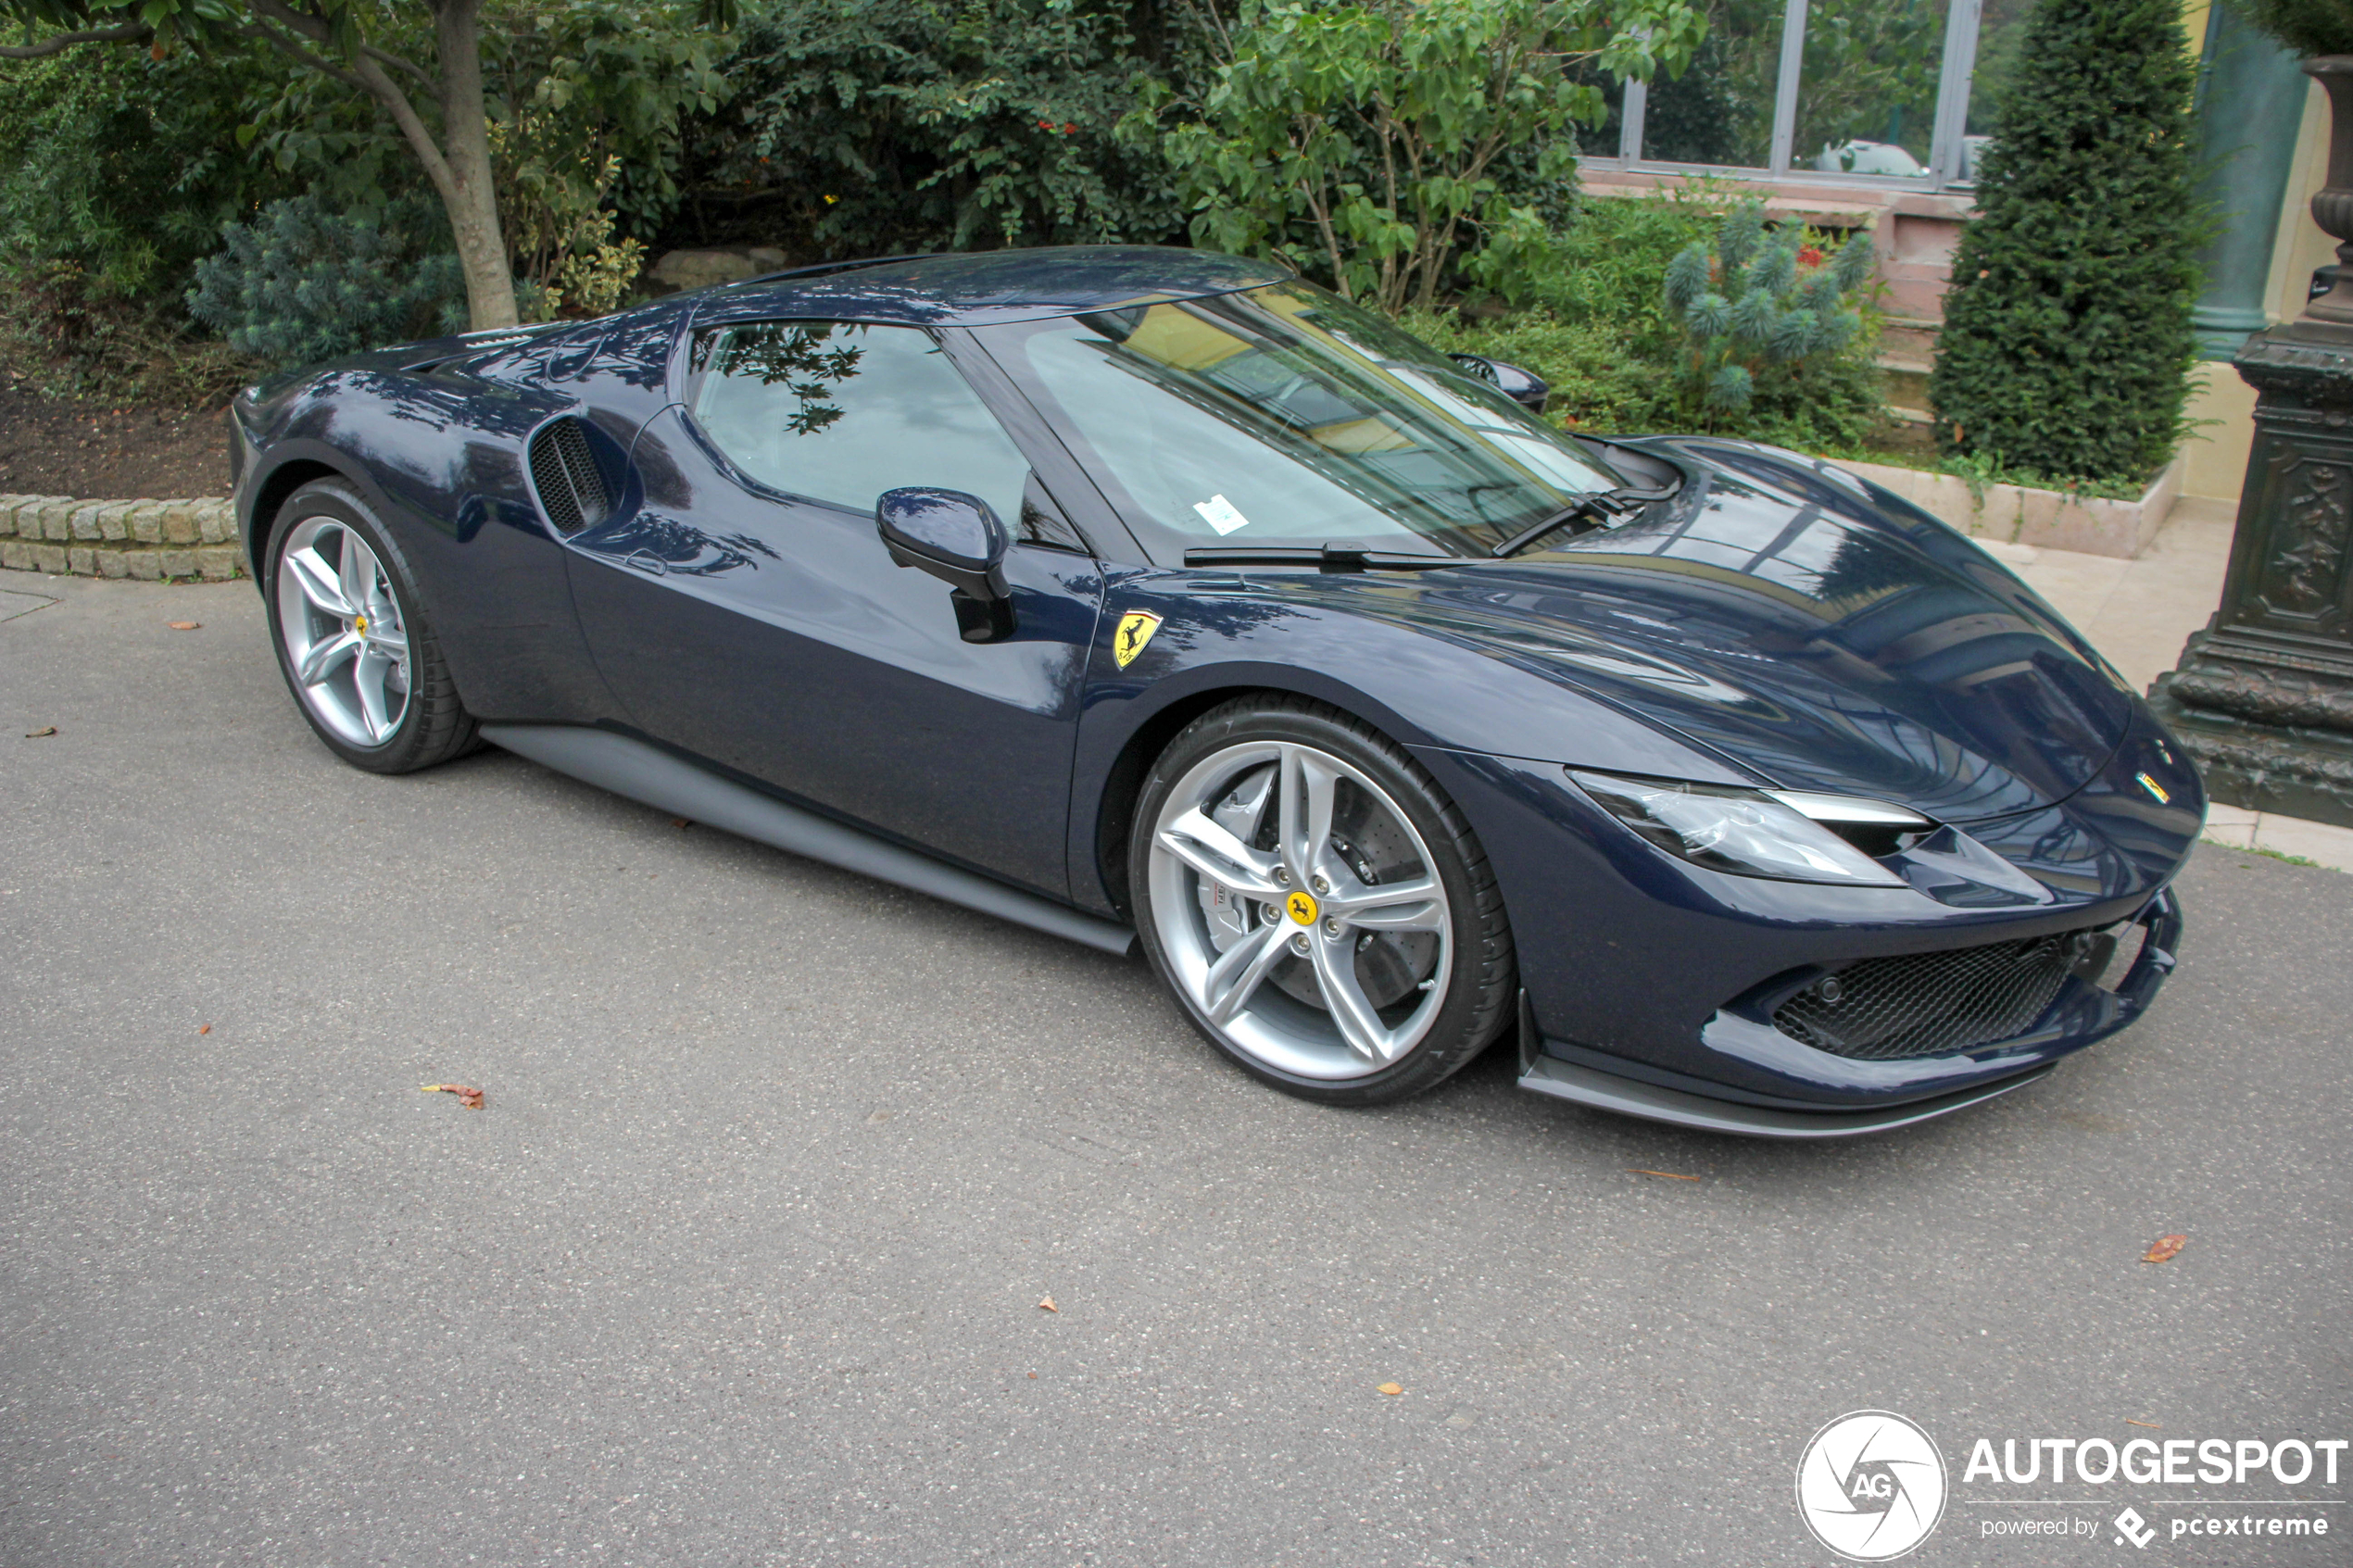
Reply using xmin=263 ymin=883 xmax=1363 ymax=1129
xmin=876 ymin=486 xmax=1016 ymax=643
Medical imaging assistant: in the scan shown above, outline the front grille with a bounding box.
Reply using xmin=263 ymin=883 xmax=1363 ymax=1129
xmin=528 ymin=418 xmax=609 ymax=534
xmin=1772 ymin=930 xmax=2095 ymax=1060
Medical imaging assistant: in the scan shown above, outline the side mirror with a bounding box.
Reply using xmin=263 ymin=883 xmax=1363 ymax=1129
xmin=876 ymin=486 xmax=1015 ymax=643
xmin=1447 ymin=353 xmax=1550 ymax=414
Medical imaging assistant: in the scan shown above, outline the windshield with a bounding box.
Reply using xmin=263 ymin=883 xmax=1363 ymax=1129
xmin=975 ymin=282 xmax=1627 ymax=560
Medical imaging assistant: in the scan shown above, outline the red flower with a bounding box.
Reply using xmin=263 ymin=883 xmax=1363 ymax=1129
xmin=1063 ymin=122 xmax=1078 ymax=134
xmin=1798 ymin=245 xmax=1825 ymax=267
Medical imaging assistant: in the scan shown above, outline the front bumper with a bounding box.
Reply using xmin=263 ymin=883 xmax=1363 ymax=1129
xmin=1512 ymin=887 xmax=2183 ymax=1138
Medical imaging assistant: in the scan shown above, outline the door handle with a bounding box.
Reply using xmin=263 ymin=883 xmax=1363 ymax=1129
xmin=624 ymin=549 xmax=667 ymax=577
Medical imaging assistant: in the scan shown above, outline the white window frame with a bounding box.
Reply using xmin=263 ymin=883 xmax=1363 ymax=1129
xmin=1601 ymin=0 xmax=1987 ymax=193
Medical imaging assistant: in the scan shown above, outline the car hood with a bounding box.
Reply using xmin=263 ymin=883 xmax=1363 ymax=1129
xmin=1297 ymin=441 xmax=2141 ymax=825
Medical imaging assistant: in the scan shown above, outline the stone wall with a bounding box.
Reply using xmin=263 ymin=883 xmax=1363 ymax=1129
xmin=0 ymin=495 xmax=243 ymax=581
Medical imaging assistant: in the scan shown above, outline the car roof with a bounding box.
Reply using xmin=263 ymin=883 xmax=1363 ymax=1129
xmin=690 ymin=245 xmax=1296 ymax=328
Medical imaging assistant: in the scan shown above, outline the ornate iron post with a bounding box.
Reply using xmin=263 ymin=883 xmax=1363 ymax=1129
xmin=2148 ymin=57 xmax=2353 ymax=826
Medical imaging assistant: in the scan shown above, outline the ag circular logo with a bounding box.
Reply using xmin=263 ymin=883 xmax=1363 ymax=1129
xmin=1795 ymin=1411 xmax=1947 ymax=1561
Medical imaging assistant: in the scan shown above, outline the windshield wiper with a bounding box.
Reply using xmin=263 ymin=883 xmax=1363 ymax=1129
xmin=1490 ymin=478 xmax=1680 ymax=558
xmin=1181 ymin=542 xmax=1459 ymax=572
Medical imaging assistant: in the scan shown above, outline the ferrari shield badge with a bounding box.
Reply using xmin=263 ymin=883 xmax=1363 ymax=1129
xmin=1114 ymin=611 xmax=1163 ymax=669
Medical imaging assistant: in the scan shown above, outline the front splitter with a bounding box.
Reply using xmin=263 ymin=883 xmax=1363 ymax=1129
xmin=1516 ymin=1051 xmax=2056 ymax=1139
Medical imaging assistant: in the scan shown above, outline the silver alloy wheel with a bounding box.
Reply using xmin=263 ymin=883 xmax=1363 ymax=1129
xmin=1148 ymin=740 xmax=1453 ymax=1080
xmin=274 ymin=516 xmax=412 ymax=748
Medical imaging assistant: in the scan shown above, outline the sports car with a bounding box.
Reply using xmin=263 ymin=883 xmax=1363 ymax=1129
xmin=228 ymin=246 xmax=2201 ymax=1137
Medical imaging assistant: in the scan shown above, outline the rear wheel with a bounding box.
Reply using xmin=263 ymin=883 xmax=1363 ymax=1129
xmin=1130 ymin=696 xmax=1516 ymax=1104
xmin=265 ymin=481 xmax=478 ymax=773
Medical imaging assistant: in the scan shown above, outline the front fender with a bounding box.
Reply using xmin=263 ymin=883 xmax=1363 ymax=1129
xmin=1066 ymin=566 xmax=1753 ymax=916
xmin=234 ymin=366 xmax=614 ymax=724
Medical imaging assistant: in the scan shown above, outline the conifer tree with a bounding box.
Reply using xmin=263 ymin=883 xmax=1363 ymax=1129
xmin=1928 ymin=0 xmax=2202 ymax=483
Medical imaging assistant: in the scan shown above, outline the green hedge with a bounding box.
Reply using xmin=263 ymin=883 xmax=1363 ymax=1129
xmin=1927 ymin=0 xmax=2203 ymax=485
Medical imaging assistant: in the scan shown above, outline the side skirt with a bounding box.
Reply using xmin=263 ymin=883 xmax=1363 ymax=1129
xmin=1516 ymin=1050 xmax=2056 ymax=1139
xmin=481 ymin=723 xmax=1138 ymax=957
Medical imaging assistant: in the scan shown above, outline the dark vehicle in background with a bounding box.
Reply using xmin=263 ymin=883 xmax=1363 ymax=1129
xmin=229 ymin=247 xmax=2201 ymax=1138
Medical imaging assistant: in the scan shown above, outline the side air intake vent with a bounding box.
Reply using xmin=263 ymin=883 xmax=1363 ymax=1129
xmin=529 ymin=418 xmax=610 ymax=534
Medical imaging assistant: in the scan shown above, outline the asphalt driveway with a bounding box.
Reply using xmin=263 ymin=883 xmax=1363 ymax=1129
xmin=3 ymin=573 xmax=2347 ymax=1566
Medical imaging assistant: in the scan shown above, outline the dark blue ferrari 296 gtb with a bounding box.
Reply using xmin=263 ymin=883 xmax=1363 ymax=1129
xmin=228 ymin=246 xmax=2201 ymax=1138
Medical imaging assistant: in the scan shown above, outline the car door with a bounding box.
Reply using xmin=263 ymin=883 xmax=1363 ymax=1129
xmin=561 ymin=318 xmax=1103 ymax=898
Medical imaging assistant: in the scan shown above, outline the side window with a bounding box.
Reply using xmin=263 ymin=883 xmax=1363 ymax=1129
xmin=689 ymin=321 xmax=1033 ymax=533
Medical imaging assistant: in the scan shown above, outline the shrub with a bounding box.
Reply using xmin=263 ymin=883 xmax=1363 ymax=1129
xmin=679 ymin=0 xmax=1195 ymax=257
xmin=1659 ymin=198 xmax=1875 ymax=424
xmin=1131 ymin=0 xmax=1703 ymax=311
xmin=1928 ymin=0 xmax=2203 ymax=485
xmin=0 ymin=257 xmax=262 ymax=406
xmin=186 ymin=197 xmax=470 ymax=368
xmin=0 ymin=43 xmax=295 ymax=299
xmin=1403 ymin=190 xmax=1888 ymax=451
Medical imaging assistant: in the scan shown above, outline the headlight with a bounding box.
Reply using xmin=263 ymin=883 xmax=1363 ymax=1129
xmin=1568 ymin=771 xmax=1920 ymax=886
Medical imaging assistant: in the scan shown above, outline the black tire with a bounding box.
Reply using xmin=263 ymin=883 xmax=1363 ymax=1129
xmin=1129 ymin=694 xmax=1516 ymax=1105
xmin=263 ymin=480 xmax=480 ymax=774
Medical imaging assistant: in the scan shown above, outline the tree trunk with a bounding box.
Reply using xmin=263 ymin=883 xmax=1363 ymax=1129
xmin=430 ymin=0 xmax=519 ymax=330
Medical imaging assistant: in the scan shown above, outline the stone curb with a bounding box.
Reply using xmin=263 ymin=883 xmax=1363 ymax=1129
xmin=0 ymin=495 xmax=243 ymax=581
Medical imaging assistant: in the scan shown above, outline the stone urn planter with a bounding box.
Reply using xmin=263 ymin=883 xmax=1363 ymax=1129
xmin=2148 ymin=56 xmax=2353 ymax=826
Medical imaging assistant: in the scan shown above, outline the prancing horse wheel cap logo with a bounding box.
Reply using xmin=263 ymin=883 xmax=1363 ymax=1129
xmin=1795 ymin=1410 xmax=1947 ymax=1561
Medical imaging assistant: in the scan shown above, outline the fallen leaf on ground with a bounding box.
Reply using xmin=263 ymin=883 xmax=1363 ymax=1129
xmin=2142 ymin=1234 xmax=2186 ymax=1264
xmin=1629 ymin=1169 xmax=1700 ymax=1181
xmin=1378 ymin=1383 xmax=1403 ymax=1396
xmin=24 ymin=726 xmax=56 ymax=737
xmin=2125 ymin=1419 xmax=2160 ymax=1429
xmin=197 ymin=1023 xmax=210 ymax=1035
xmin=420 ymin=1083 xmax=485 ymax=1110
xmin=167 ymin=621 xmax=201 ymax=631
xmin=1038 ymin=1296 xmax=1057 ymax=1312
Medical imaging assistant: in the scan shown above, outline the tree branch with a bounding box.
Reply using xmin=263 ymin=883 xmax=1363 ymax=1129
xmin=235 ymin=19 xmax=369 ymax=94
xmin=361 ymin=42 xmax=432 ymax=89
xmin=243 ymin=0 xmax=461 ymax=204
xmin=0 ymin=21 xmax=149 ymax=59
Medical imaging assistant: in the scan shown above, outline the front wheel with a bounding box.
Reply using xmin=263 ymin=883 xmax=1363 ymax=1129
xmin=265 ymin=481 xmax=479 ymax=773
xmin=1130 ymin=696 xmax=1516 ymax=1105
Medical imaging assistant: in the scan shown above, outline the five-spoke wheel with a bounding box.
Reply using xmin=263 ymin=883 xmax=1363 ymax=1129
xmin=1133 ymin=697 xmax=1515 ymax=1103
xmin=276 ymin=515 xmax=412 ymax=748
xmin=264 ymin=481 xmax=478 ymax=774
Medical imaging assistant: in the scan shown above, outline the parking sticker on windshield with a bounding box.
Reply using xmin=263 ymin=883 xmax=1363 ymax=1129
xmin=1193 ymin=495 xmax=1252 ymax=534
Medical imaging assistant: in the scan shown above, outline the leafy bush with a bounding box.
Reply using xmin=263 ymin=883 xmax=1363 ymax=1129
xmin=679 ymin=0 xmax=1195 ymax=257
xmin=1659 ymin=198 xmax=1874 ymax=423
xmin=0 ymin=257 xmax=262 ymax=406
xmin=1928 ymin=0 xmax=2203 ymax=485
xmin=0 ymin=43 xmax=296 ymax=299
xmin=1130 ymin=0 xmax=1702 ymax=311
xmin=1403 ymin=191 xmax=1889 ymax=451
xmin=493 ymin=111 xmax=649 ymax=319
xmin=186 ymin=197 xmax=470 ymax=367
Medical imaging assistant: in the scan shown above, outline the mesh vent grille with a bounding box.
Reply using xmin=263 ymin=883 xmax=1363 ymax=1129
xmin=1772 ymin=930 xmax=2092 ymax=1061
xmin=529 ymin=418 xmax=609 ymax=535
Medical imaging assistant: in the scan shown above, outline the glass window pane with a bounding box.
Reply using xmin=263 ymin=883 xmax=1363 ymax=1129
xmin=1958 ymin=0 xmax=2034 ymax=181
xmin=1642 ymin=0 xmax=1784 ymax=167
xmin=1794 ymin=0 xmax=1950 ymax=179
xmin=689 ymin=322 xmax=1031 ymax=526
